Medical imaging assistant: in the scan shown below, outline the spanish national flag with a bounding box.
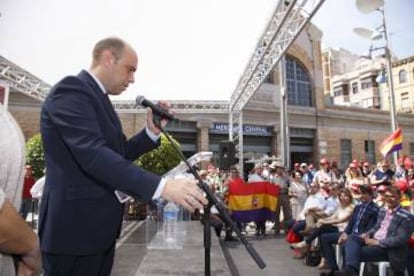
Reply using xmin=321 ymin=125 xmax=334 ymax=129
xmin=228 ymin=179 xmax=279 ymax=223
xmin=379 ymin=128 xmax=402 ymax=158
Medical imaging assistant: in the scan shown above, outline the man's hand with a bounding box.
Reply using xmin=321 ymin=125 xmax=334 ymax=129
xmin=17 ymin=261 xmax=35 ymax=276
xmin=363 ymin=236 xmax=379 ymax=246
xmin=161 ymin=178 xmax=208 ymax=212
xmin=315 ymin=219 xmax=325 ymax=228
xmin=146 ymin=101 xmax=172 ymax=134
xmin=337 ymin=233 xmax=348 ymax=245
xmin=20 ymin=240 xmax=42 ymax=274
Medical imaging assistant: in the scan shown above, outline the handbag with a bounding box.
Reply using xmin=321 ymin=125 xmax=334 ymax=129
xmin=303 ymin=247 xmax=321 ymax=267
xmin=286 ymin=227 xmax=301 ymax=244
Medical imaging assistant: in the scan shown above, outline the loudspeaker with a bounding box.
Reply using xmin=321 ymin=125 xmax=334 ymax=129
xmin=219 ymin=140 xmax=235 ymax=170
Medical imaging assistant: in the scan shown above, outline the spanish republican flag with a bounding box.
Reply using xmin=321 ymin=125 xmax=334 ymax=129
xmin=228 ymin=179 xmax=279 ymax=223
xmin=379 ymin=128 xmax=402 ymax=158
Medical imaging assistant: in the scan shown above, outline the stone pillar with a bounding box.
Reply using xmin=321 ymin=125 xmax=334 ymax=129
xmin=272 ymin=124 xmax=280 ymax=157
xmin=196 ymin=120 xmax=212 ymax=170
xmin=307 ymin=24 xmax=325 ymax=111
xmin=197 ymin=120 xmax=211 ymax=152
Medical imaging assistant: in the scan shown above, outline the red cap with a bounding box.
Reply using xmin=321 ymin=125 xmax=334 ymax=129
xmin=395 ymin=180 xmax=408 ymax=193
xmin=351 ymin=184 xmax=360 ymax=192
xmin=320 ymin=158 xmax=329 ymax=165
xmin=377 ymin=185 xmax=387 ymax=192
xmin=403 ymin=156 xmax=413 ymax=170
xmin=349 ymin=163 xmax=357 ymax=168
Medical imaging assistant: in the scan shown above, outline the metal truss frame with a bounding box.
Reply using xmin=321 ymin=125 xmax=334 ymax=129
xmin=0 ymin=56 xmax=229 ymax=114
xmin=113 ymin=100 xmax=229 ymax=114
xmin=229 ymin=0 xmax=326 ymax=171
xmin=0 ymin=55 xmax=51 ymax=101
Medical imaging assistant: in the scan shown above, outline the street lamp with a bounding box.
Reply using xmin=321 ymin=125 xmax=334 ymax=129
xmin=354 ymin=0 xmax=398 ymax=164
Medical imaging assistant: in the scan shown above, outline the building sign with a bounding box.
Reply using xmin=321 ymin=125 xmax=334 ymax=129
xmin=210 ymin=123 xmax=271 ymax=136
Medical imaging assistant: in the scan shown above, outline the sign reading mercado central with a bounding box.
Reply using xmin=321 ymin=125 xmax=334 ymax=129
xmin=210 ymin=123 xmax=271 ymax=136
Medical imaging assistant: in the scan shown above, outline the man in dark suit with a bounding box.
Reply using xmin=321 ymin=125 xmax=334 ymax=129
xmin=320 ymin=184 xmax=379 ymax=276
xmin=334 ymin=186 xmax=414 ymax=276
xmin=39 ymin=37 xmax=208 ymax=275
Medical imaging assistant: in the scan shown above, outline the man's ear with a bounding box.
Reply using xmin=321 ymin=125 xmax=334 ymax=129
xmin=101 ymin=49 xmax=114 ymax=67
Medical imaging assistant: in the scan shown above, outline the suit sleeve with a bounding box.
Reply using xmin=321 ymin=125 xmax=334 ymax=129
xmin=343 ymin=207 xmax=357 ymax=235
xmin=379 ymin=211 xmax=414 ymax=248
xmin=45 ymin=77 xmax=160 ymax=201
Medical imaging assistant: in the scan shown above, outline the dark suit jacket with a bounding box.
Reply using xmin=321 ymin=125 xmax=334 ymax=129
xmin=366 ymin=206 xmax=414 ymax=272
xmin=39 ymin=70 xmax=161 ymax=255
xmin=343 ymin=201 xmax=379 ymax=235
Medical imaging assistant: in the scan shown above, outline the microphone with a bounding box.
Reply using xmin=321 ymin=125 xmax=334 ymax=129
xmin=135 ymin=95 xmax=175 ymax=121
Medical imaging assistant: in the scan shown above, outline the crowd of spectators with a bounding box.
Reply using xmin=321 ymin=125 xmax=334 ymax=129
xmin=197 ymin=157 xmax=414 ymax=276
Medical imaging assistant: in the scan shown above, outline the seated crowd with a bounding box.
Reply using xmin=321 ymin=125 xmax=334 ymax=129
xmin=202 ymin=157 xmax=414 ymax=276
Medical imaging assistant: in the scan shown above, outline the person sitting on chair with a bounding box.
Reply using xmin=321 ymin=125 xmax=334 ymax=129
xmin=335 ymin=186 xmax=414 ymax=276
xmin=300 ymin=181 xmax=339 ymax=235
xmin=291 ymin=188 xmax=354 ymax=269
xmin=319 ymin=184 xmax=379 ymax=276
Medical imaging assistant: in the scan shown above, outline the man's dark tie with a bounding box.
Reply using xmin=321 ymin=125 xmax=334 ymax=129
xmin=102 ymin=93 xmax=122 ymax=129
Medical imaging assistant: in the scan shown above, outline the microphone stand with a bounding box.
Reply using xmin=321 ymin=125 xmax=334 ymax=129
xmin=154 ymin=117 xmax=266 ymax=275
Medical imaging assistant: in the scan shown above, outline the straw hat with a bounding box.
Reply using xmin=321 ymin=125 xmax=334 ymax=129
xmin=269 ymin=160 xmax=284 ymax=169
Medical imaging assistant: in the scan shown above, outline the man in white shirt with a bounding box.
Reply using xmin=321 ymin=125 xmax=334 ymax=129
xmin=0 ymin=104 xmax=41 ymax=275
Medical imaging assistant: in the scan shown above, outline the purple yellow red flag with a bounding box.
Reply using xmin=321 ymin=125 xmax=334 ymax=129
xmin=228 ymin=180 xmax=279 ymax=223
xmin=379 ymin=128 xmax=402 ymax=158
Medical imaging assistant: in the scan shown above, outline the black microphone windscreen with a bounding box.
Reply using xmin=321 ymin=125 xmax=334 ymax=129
xmin=136 ymin=95 xmax=145 ymax=106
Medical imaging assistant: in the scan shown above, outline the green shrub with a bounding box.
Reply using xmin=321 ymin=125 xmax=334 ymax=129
xmin=136 ymin=134 xmax=182 ymax=175
xmin=25 ymin=133 xmax=45 ymax=179
xmin=24 ymin=132 xmax=181 ymax=178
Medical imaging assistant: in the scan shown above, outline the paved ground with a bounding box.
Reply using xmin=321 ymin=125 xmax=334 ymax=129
xmin=114 ymin=220 xmax=324 ymax=276
xmin=112 ymin=220 xmax=230 ymax=275
xmin=220 ymin=224 xmax=321 ymax=276
xmin=114 ymin=220 xmax=384 ymax=276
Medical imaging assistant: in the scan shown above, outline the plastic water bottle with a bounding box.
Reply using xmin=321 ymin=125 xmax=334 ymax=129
xmin=163 ymin=201 xmax=179 ymax=243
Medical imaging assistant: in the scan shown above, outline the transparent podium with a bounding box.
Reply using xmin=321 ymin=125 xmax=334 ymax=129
xmin=116 ymin=152 xmax=213 ymax=250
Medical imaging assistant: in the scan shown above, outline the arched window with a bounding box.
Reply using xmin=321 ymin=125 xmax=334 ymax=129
xmin=399 ymin=69 xmax=407 ymax=83
xmin=286 ymin=56 xmax=312 ymax=106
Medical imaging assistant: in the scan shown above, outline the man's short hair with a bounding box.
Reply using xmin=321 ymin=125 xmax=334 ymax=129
xmin=92 ymin=37 xmax=125 ymax=64
xmin=359 ymin=184 xmax=374 ymax=196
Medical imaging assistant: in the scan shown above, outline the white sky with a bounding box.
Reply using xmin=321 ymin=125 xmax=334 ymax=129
xmin=1 ymin=0 xmax=413 ymax=101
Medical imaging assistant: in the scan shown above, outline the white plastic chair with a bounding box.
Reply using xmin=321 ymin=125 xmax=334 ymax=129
xmin=335 ymin=244 xmax=343 ymax=269
xmin=359 ymin=261 xmax=409 ymax=276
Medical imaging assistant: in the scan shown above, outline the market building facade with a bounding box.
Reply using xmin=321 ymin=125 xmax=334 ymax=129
xmin=3 ymin=22 xmax=414 ymax=170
